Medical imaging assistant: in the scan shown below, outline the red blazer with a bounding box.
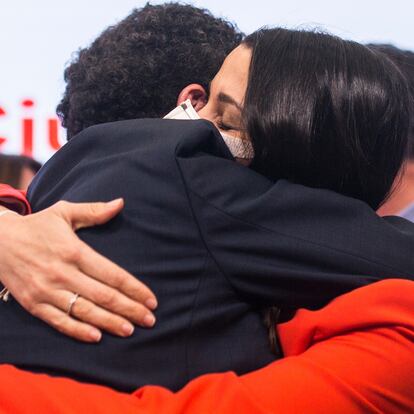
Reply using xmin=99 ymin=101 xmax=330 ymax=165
xmin=0 ymin=279 xmax=413 ymax=413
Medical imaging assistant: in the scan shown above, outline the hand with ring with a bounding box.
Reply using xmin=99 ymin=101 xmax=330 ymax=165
xmin=0 ymin=200 xmax=157 ymax=343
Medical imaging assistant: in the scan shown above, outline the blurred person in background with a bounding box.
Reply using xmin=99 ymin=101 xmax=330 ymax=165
xmin=369 ymin=44 xmax=414 ymax=222
xmin=0 ymin=154 xmax=41 ymax=190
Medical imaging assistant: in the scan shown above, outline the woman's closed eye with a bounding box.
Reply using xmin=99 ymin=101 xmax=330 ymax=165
xmin=217 ymin=120 xmax=239 ymax=132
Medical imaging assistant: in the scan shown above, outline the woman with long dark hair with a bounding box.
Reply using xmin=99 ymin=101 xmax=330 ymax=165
xmin=201 ymin=28 xmax=408 ymax=209
xmin=1 ymin=28 xmax=414 ymax=412
xmin=194 ymin=28 xmax=412 ymax=347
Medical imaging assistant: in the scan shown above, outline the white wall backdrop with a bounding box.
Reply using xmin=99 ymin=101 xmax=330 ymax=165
xmin=1 ymin=0 xmax=413 ymax=162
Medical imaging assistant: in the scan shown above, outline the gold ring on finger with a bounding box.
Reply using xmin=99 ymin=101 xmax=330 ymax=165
xmin=66 ymin=293 xmax=80 ymax=316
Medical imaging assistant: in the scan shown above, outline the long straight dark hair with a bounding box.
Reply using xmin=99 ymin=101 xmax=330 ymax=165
xmin=240 ymin=28 xmax=410 ymax=353
xmin=242 ymin=28 xmax=410 ymax=210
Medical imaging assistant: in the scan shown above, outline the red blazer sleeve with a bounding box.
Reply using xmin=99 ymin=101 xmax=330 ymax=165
xmin=0 ymin=184 xmax=31 ymax=214
xmin=0 ymin=279 xmax=413 ymax=414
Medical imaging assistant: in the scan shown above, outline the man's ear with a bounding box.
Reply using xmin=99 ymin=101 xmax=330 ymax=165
xmin=176 ymin=84 xmax=207 ymax=111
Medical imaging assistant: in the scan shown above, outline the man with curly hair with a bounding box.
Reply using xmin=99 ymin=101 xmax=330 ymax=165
xmin=57 ymin=2 xmax=243 ymax=139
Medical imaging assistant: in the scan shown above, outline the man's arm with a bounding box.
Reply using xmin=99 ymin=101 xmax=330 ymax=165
xmin=21 ymin=119 xmax=414 ymax=313
xmin=176 ymin=133 xmax=414 ymax=309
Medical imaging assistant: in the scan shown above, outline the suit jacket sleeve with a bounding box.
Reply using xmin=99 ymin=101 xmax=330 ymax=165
xmin=26 ymin=118 xmax=414 ymax=311
xmin=175 ymin=124 xmax=414 ymax=309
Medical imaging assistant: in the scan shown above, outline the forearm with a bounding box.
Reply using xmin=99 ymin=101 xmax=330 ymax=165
xmin=0 ymin=324 xmax=410 ymax=414
xmin=179 ymin=152 xmax=414 ymax=308
xmin=0 ymin=207 xmax=20 ymax=289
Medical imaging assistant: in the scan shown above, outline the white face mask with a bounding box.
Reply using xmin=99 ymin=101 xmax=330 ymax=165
xmin=163 ymin=100 xmax=254 ymax=162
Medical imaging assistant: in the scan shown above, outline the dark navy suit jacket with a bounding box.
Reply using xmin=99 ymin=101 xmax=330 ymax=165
xmin=1 ymin=119 xmax=414 ymax=392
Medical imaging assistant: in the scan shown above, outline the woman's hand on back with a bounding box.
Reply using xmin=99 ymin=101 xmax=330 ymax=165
xmin=0 ymin=199 xmax=157 ymax=342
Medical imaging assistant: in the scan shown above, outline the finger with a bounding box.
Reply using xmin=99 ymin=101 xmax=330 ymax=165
xmin=51 ymin=291 xmax=135 ymax=337
xmin=53 ymin=199 xmax=124 ymax=230
xmin=31 ymin=303 xmax=102 ymax=343
xmin=71 ymin=296 xmax=136 ymax=337
xmin=62 ymin=270 xmax=156 ymax=328
xmin=77 ymin=242 xmax=157 ymax=310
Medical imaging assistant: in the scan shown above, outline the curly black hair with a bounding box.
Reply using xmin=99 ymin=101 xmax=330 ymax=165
xmin=368 ymin=43 xmax=414 ymax=159
xmin=57 ymin=2 xmax=243 ymax=139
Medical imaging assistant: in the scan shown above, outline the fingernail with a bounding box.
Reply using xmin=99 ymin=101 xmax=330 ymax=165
xmin=108 ymin=198 xmax=123 ymax=207
xmin=143 ymin=314 xmax=156 ymax=328
xmin=122 ymin=323 xmax=134 ymax=336
xmin=90 ymin=329 xmax=102 ymax=342
xmin=145 ymin=298 xmax=158 ymax=310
